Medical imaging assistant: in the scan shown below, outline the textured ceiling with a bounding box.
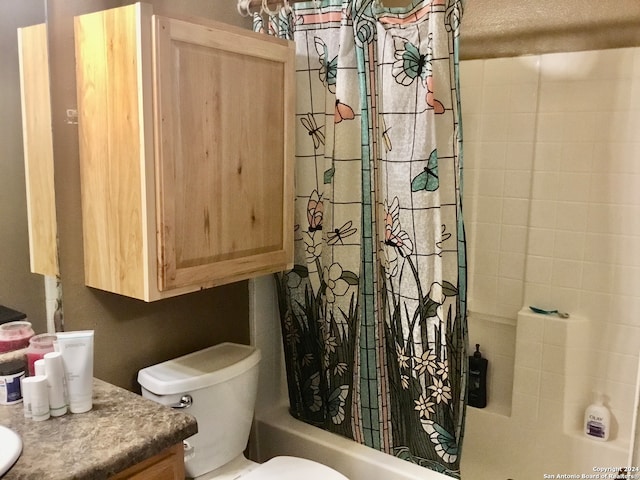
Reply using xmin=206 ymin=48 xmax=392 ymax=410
xmin=383 ymin=0 xmax=640 ymax=59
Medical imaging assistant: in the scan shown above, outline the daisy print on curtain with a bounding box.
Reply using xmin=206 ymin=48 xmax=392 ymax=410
xmin=258 ymin=0 xmax=467 ymax=477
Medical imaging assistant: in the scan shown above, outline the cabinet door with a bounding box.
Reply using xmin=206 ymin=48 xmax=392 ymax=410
xmin=110 ymin=443 xmax=185 ymax=480
xmin=153 ymin=16 xmax=294 ymax=291
xmin=18 ymin=23 xmax=59 ymax=277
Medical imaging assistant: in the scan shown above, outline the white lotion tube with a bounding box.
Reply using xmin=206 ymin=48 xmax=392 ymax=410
xmin=21 ymin=377 xmax=31 ymax=418
xmin=55 ymin=330 xmax=94 ymax=413
xmin=44 ymin=352 xmax=67 ymax=417
xmin=34 ymin=359 xmax=45 ymax=377
xmin=28 ymin=375 xmax=50 ymax=421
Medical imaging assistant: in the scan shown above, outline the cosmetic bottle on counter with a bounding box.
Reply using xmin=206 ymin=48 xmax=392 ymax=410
xmin=55 ymin=330 xmax=94 ymax=413
xmin=34 ymin=359 xmax=45 ymax=377
xmin=0 ymin=359 xmax=26 ymax=405
xmin=44 ymin=352 xmax=67 ymax=417
xmin=26 ymin=333 xmax=57 ymax=376
xmin=468 ymin=344 xmax=488 ymax=408
xmin=26 ymin=375 xmax=50 ymax=421
xmin=21 ymin=377 xmax=31 ymax=418
xmin=0 ymin=321 xmax=34 ymax=353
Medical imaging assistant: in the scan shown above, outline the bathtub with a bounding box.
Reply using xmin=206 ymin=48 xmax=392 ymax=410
xmin=249 ymin=274 xmax=636 ymax=479
xmin=249 ymin=276 xmax=455 ymax=479
xmin=252 ymin=404 xmax=451 ymax=480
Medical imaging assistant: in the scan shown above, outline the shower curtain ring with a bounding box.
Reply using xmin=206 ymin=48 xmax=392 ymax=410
xmin=261 ymin=0 xmax=280 ymax=15
xmin=237 ymin=0 xmax=253 ymax=17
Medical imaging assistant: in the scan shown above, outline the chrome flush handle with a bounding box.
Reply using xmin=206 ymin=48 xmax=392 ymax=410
xmin=170 ymin=394 xmax=193 ymax=409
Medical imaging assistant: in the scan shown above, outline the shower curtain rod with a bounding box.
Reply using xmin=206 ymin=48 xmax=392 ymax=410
xmin=237 ymin=0 xmax=306 ymax=16
xmin=238 ymin=0 xmax=386 ymax=15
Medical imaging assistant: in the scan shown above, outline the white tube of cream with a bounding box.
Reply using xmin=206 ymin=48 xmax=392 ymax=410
xmin=44 ymin=352 xmax=68 ymax=417
xmin=28 ymin=375 xmax=50 ymax=421
xmin=55 ymin=330 xmax=94 ymax=413
xmin=21 ymin=377 xmax=31 ymax=418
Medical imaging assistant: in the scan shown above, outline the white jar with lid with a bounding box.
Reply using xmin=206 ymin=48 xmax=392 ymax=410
xmin=0 ymin=359 xmax=26 ymax=405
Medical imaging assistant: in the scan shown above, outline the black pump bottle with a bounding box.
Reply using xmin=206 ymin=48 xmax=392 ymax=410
xmin=468 ymin=343 xmax=488 ymax=408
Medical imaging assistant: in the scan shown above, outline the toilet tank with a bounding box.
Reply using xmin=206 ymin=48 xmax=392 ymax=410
xmin=138 ymin=342 xmax=261 ymax=478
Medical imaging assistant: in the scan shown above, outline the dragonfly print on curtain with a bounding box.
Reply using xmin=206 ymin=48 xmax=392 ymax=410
xmin=258 ymin=0 xmax=468 ymax=477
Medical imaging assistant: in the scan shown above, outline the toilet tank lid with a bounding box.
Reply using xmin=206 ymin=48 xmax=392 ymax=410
xmin=137 ymin=342 xmax=261 ymax=396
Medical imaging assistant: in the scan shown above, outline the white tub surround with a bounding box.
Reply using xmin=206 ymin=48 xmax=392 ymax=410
xmin=462 ymin=309 xmax=629 ymax=480
xmin=253 ymin=404 xmax=450 ymax=480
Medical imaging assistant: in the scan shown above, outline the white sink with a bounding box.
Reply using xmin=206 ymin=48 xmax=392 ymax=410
xmin=0 ymin=425 xmax=22 ymax=476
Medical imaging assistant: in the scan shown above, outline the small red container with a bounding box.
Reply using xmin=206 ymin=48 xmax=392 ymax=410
xmin=0 ymin=321 xmax=34 ymax=353
xmin=26 ymin=333 xmax=57 ymax=376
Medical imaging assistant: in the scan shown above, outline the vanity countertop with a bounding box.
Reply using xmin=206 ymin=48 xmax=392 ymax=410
xmin=0 ymin=351 xmax=197 ymax=479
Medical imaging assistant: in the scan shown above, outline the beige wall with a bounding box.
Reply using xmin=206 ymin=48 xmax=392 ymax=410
xmin=0 ymin=1 xmax=48 ymax=331
xmin=45 ymin=0 xmax=252 ymax=391
xmin=28 ymin=0 xmax=640 ymax=392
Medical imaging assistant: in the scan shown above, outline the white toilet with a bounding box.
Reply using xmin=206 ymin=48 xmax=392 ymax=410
xmin=138 ymin=342 xmax=348 ymax=480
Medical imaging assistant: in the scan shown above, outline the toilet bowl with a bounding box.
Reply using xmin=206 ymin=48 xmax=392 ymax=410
xmin=195 ymin=454 xmax=347 ymax=480
xmin=137 ymin=342 xmax=348 ymax=480
xmin=241 ymin=456 xmax=345 ymax=480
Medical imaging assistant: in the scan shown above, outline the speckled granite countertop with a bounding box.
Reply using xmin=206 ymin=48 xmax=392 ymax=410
xmin=0 ymin=350 xmax=197 ymax=479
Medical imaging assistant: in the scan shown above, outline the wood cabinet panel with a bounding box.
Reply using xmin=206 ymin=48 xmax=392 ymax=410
xmin=110 ymin=443 xmax=185 ymax=480
xmin=18 ymin=23 xmax=59 ymax=277
xmin=153 ymin=15 xmax=293 ymax=290
xmin=75 ymin=4 xmax=150 ymax=299
xmin=74 ymin=3 xmax=294 ymax=301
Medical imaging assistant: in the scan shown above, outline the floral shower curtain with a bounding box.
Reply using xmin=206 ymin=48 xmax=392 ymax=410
xmin=256 ymin=0 xmax=467 ymax=477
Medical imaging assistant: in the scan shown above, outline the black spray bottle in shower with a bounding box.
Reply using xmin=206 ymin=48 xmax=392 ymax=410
xmin=468 ymin=344 xmax=488 ymax=408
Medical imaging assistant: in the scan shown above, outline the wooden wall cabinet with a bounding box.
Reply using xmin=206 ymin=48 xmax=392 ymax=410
xmin=74 ymin=3 xmax=294 ymax=301
xmin=18 ymin=23 xmax=59 ymax=277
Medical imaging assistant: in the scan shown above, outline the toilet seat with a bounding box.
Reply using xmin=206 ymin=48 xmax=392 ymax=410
xmin=241 ymin=456 xmax=348 ymax=480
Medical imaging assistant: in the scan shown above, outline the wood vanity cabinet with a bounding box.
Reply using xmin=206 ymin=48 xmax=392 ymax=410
xmin=18 ymin=23 xmax=59 ymax=277
xmin=74 ymin=3 xmax=295 ymax=301
xmin=110 ymin=443 xmax=184 ymax=480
